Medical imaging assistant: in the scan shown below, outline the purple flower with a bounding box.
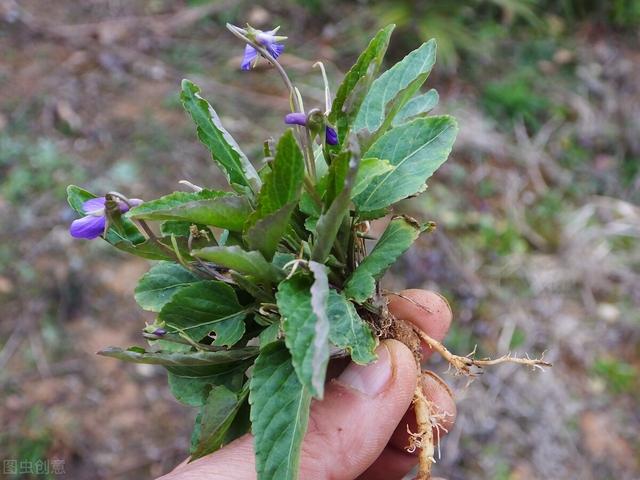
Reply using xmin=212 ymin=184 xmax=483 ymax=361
xmin=241 ymin=28 xmax=285 ymax=71
xmin=284 ymin=112 xmax=307 ymax=126
xmin=69 ymin=196 xmax=141 ymax=240
xmin=284 ymin=112 xmax=338 ymax=146
xmin=153 ymin=328 xmax=167 ymax=336
xmin=325 ymin=126 xmax=338 ymax=145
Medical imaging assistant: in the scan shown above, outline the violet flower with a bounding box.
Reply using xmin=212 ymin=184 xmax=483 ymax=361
xmin=284 ymin=112 xmax=338 ymax=146
xmin=241 ymin=28 xmax=285 ymax=71
xmin=69 ymin=196 xmax=141 ymax=240
xmin=325 ymin=125 xmax=338 ymax=145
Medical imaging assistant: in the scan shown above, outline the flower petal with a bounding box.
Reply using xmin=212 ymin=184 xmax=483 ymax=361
xmin=325 ymin=126 xmax=338 ymax=145
xmin=81 ymin=197 xmax=106 ymax=214
xmin=256 ymin=31 xmax=276 ymax=45
xmin=241 ymin=45 xmax=258 ymax=70
xmin=70 ymin=215 xmax=106 ymax=239
xmin=267 ymin=42 xmax=284 ymax=59
xmin=284 ymin=112 xmax=307 ymax=126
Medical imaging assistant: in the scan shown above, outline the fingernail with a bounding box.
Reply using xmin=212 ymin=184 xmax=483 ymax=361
xmin=435 ymin=292 xmax=452 ymax=317
xmin=337 ymin=343 xmax=392 ymax=397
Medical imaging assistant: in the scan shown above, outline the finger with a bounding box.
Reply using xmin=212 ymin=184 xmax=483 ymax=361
xmin=160 ymin=339 xmax=418 ymax=480
xmin=356 ymin=447 xmax=418 ymax=480
xmin=298 ymin=339 xmax=417 ymax=479
xmin=388 ymin=289 xmax=453 ymax=360
xmin=358 ymin=371 xmax=456 ymax=480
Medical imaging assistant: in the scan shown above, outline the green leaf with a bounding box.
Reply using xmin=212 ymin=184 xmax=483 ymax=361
xmin=311 ymin=149 xmax=360 ymax=263
xmin=242 ymin=130 xmax=305 ymax=260
xmin=158 ymin=281 xmax=251 ymax=342
xmin=98 ymin=346 xmax=258 ymax=366
xmin=344 ymin=216 xmax=424 ymax=303
xmin=134 ymin=262 xmax=199 ymax=312
xmin=259 ymin=323 xmax=281 ymax=349
xmin=67 ymin=184 xmax=94 ymax=213
xmin=160 ymin=220 xmax=214 ymax=241
xmin=276 ymin=263 xmax=330 ymax=399
xmin=357 ymin=207 xmax=391 ymax=221
xmin=323 ymin=150 xmax=350 ymax=208
xmin=190 ymin=384 xmax=249 ymax=460
xmin=112 ymin=236 xmax=189 ymax=261
xmin=329 ymin=25 xmax=395 ymax=143
xmin=128 ymin=190 xmax=252 ymax=231
xmin=327 ymin=291 xmax=378 ymax=364
xmin=392 ymin=89 xmax=439 ymax=126
xmin=272 ymin=252 xmax=296 ymax=270
xmin=244 ymin=202 xmax=296 ymax=260
xmin=353 ymin=116 xmax=458 ymax=212
xmin=352 ymin=39 xmax=437 ymax=138
xmin=255 ymin=129 xmax=305 ymax=216
xmin=308 ymin=262 xmax=331 ymax=393
xmin=168 ymin=366 xmax=246 ymax=406
xmin=299 ymin=191 xmax=321 ymax=233
xmin=170 ymin=374 xmax=215 ymax=407
xmin=210 ymin=315 xmax=246 ymax=348
xmin=249 ymin=342 xmax=311 ymax=480
xmin=220 ymin=398 xmax=251 ymax=447
xmin=352 ymin=158 xmax=394 ymax=198
xmin=193 ymin=246 xmax=281 ymax=284
xmin=181 ymin=79 xmax=260 ymax=193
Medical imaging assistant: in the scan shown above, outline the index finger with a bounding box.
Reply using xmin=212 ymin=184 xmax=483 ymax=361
xmin=387 ymin=289 xmax=453 ymax=361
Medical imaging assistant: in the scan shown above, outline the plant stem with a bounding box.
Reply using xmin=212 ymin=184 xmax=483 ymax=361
xmin=227 ymin=25 xmax=318 ymax=182
xmin=303 ymin=175 xmax=323 ymax=208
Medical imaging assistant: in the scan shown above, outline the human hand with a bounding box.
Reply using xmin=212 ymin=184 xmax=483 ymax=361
xmin=159 ymin=289 xmax=456 ymax=480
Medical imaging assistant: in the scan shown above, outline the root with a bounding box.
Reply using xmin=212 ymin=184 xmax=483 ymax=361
xmin=385 ymin=290 xmax=552 ymax=480
xmin=412 ymin=326 xmax=552 ymax=375
xmin=409 ymin=373 xmax=455 ymax=480
xmin=411 ymin=380 xmax=434 ymax=480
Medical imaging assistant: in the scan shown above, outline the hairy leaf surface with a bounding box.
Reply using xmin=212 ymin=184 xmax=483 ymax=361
xmin=392 ymin=89 xmax=439 ymax=126
xmin=353 ymin=116 xmax=458 ymax=212
xmin=327 ymin=291 xmax=378 ymax=364
xmin=98 ymin=346 xmax=257 ymax=366
xmin=330 ymin=25 xmax=395 ymax=142
xmin=276 ymin=266 xmax=330 ymax=399
xmin=352 ymin=40 xmax=436 ymax=137
xmin=249 ymin=342 xmax=311 ymax=480
xmin=181 ymin=79 xmax=260 ymax=193
xmin=243 ymin=130 xmax=305 ymax=259
xmin=158 ymin=281 xmax=250 ymax=343
xmin=193 ymin=246 xmax=281 ymax=284
xmin=128 ymin=190 xmax=251 ymax=231
xmin=168 ymin=366 xmax=246 ymax=406
xmin=134 ymin=262 xmax=199 ymax=312
xmin=190 ymin=384 xmax=249 ymax=460
xmin=245 ymin=203 xmax=297 ymax=260
xmin=255 ymin=129 xmax=305 ymax=216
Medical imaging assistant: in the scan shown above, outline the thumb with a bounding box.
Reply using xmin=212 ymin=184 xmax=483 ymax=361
xmin=161 ymin=339 xmax=417 ymax=480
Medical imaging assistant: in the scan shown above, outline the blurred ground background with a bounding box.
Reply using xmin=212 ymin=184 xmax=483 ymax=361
xmin=1 ymin=0 xmax=639 ymax=479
